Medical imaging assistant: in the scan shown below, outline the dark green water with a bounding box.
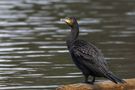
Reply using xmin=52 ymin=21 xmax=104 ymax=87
xmin=0 ymin=0 xmax=135 ymax=90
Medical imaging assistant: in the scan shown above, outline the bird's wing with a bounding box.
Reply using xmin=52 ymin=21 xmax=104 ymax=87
xmin=70 ymin=40 xmax=108 ymax=74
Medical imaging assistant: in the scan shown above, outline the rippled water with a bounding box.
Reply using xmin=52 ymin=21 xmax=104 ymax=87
xmin=0 ymin=0 xmax=135 ymax=90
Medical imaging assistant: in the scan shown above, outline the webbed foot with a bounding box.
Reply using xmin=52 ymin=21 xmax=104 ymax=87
xmin=84 ymin=81 xmax=94 ymax=84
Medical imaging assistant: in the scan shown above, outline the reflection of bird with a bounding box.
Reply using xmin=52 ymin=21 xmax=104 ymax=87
xmin=61 ymin=17 xmax=126 ymax=84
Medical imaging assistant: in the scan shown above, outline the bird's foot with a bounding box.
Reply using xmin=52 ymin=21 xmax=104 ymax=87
xmin=84 ymin=81 xmax=94 ymax=84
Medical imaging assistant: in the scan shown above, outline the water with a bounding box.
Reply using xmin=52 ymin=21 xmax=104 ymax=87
xmin=0 ymin=0 xmax=135 ymax=90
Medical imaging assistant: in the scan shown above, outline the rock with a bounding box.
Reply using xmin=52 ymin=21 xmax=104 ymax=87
xmin=56 ymin=78 xmax=135 ymax=90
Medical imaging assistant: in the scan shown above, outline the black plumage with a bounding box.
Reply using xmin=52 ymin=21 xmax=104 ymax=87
xmin=62 ymin=17 xmax=126 ymax=84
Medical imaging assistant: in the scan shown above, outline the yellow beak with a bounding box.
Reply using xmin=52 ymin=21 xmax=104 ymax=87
xmin=60 ymin=18 xmax=72 ymax=26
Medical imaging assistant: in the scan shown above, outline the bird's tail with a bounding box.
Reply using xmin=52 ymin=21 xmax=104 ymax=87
xmin=105 ymin=72 xmax=126 ymax=84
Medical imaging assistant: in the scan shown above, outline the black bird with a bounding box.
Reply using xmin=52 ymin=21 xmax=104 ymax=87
xmin=61 ymin=17 xmax=126 ymax=84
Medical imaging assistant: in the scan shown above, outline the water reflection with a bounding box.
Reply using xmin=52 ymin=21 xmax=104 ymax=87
xmin=0 ymin=0 xmax=134 ymax=90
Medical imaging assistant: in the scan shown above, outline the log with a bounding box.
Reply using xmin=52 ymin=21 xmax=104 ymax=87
xmin=56 ymin=78 xmax=135 ymax=90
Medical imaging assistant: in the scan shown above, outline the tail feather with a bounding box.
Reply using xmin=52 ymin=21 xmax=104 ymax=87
xmin=105 ymin=72 xmax=126 ymax=84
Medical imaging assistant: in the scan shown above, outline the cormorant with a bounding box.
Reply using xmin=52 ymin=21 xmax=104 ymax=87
xmin=61 ymin=17 xmax=126 ymax=84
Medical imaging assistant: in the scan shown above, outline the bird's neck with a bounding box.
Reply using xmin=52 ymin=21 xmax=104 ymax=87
xmin=66 ymin=23 xmax=79 ymax=49
xmin=70 ymin=24 xmax=79 ymax=42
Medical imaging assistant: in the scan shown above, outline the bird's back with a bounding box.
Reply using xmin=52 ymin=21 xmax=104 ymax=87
xmin=66 ymin=39 xmax=109 ymax=77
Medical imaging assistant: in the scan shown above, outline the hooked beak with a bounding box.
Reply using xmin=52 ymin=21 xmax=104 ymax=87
xmin=60 ymin=18 xmax=72 ymax=26
xmin=60 ymin=18 xmax=66 ymax=22
xmin=60 ymin=18 xmax=71 ymax=23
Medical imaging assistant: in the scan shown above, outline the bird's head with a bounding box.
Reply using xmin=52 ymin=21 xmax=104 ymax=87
xmin=61 ymin=17 xmax=78 ymax=27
